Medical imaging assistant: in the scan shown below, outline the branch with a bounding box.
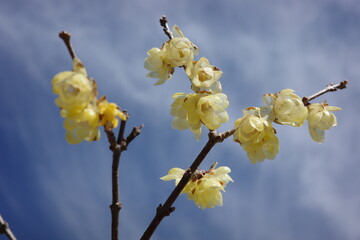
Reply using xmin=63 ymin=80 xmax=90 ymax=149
xmin=105 ymin=114 xmax=143 ymax=240
xmin=159 ymin=16 xmax=173 ymax=40
xmin=0 ymin=215 xmax=17 ymax=240
xmin=302 ymin=80 xmax=349 ymax=106
xmin=140 ymin=129 xmax=236 ymax=240
xmin=58 ymin=31 xmax=76 ymax=60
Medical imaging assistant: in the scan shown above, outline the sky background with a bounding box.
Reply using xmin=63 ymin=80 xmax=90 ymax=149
xmin=1 ymin=0 xmax=360 ymax=239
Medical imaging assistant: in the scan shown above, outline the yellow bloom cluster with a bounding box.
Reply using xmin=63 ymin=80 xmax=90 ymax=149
xmin=145 ymin=25 xmax=228 ymax=140
xmin=171 ymin=92 xmax=229 ymax=140
xmin=144 ymin=25 xmax=198 ymax=85
xmin=52 ymin=58 xmax=126 ymax=144
xmin=307 ymin=102 xmax=341 ymax=143
xmin=234 ymin=89 xmax=341 ymax=163
xmin=259 ymin=89 xmax=341 ymax=144
xmin=160 ymin=165 xmax=233 ymax=209
xmin=233 ymin=107 xmax=279 ymax=163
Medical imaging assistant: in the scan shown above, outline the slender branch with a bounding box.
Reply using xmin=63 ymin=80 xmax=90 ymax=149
xmin=140 ymin=129 xmax=236 ymax=240
xmin=58 ymin=31 xmax=76 ymax=60
xmin=105 ymin=116 xmax=143 ymax=240
xmin=302 ymin=80 xmax=349 ymax=106
xmin=160 ymin=16 xmax=173 ymax=40
xmin=117 ymin=111 xmax=129 ymax=145
xmin=0 ymin=215 xmax=17 ymax=240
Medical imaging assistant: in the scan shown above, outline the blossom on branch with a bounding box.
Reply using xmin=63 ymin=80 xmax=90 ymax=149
xmin=144 ymin=25 xmax=198 ymax=85
xmin=52 ymin=57 xmax=126 ymax=143
xmin=163 ymin=25 xmax=198 ymax=68
xmin=233 ymin=107 xmax=279 ymax=163
xmin=63 ymin=104 xmax=100 ymax=144
xmin=186 ymin=57 xmax=222 ymax=89
xmin=144 ymin=48 xmax=174 ymax=85
xmin=171 ymin=92 xmax=229 ymax=140
xmin=160 ymin=165 xmax=233 ymax=209
xmin=307 ymin=102 xmax=341 ymax=143
xmin=98 ymin=97 xmax=127 ymax=129
xmin=261 ymin=89 xmax=308 ymax=127
xmin=52 ymin=58 xmax=97 ymax=112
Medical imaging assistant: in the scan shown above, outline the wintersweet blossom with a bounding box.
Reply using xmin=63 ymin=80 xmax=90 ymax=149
xmin=63 ymin=104 xmax=100 ymax=144
xmin=144 ymin=48 xmax=174 ymax=85
xmin=171 ymin=92 xmax=202 ymax=139
xmin=160 ymin=165 xmax=233 ymax=209
xmin=261 ymin=89 xmax=308 ymax=127
xmin=233 ymin=107 xmax=279 ymax=163
xmin=163 ymin=25 xmax=198 ymax=68
xmin=52 ymin=58 xmax=97 ymax=112
xmin=197 ymin=93 xmax=229 ymax=130
xmin=241 ymin=131 xmax=279 ymax=163
xmin=187 ymin=57 xmax=222 ymax=89
xmin=98 ymin=97 xmax=127 ymax=129
xmin=170 ymin=92 xmax=229 ymax=140
xmin=307 ymin=102 xmax=341 ymax=143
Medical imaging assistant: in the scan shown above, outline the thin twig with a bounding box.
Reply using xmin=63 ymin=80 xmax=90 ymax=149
xmin=105 ymin=116 xmax=143 ymax=240
xmin=59 ymin=31 xmax=76 ymax=60
xmin=140 ymin=129 xmax=236 ymax=240
xmin=160 ymin=16 xmax=173 ymax=40
xmin=0 ymin=215 xmax=17 ymax=240
xmin=302 ymin=80 xmax=349 ymax=106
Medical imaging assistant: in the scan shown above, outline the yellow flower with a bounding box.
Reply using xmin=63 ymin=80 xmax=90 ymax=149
xmin=187 ymin=57 xmax=222 ymax=89
xmin=170 ymin=92 xmax=229 ymax=140
xmin=52 ymin=58 xmax=97 ymax=111
xmin=241 ymin=130 xmax=279 ymax=164
xmin=160 ymin=165 xmax=234 ymax=209
xmin=144 ymin=48 xmax=174 ymax=85
xmin=171 ymin=93 xmax=202 ymax=140
xmin=261 ymin=89 xmax=308 ymax=127
xmin=233 ymin=107 xmax=279 ymax=163
xmin=197 ymin=93 xmax=229 ymax=130
xmin=163 ymin=25 xmax=198 ymax=68
xmin=98 ymin=97 xmax=127 ymax=129
xmin=307 ymin=102 xmax=341 ymax=143
xmin=63 ymin=104 xmax=100 ymax=144
xmin=233 ymin=107 xmax=269 ymax=144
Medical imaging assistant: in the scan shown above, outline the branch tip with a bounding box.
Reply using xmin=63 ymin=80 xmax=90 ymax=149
xmin=58 ymin=30 xmax=76 ymax=59
xmin=159 ymin=15 xmax=173 ymax=39
xmin=302 ymin=80 xmax=349 ymax=106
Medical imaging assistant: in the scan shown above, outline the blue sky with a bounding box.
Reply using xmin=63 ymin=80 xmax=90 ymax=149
xmin=1 ymin=0 xmax=360 ymax=239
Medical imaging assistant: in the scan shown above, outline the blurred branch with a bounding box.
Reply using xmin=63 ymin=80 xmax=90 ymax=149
xmin=302 ymin=80 xmax=349 ymax=106
xmin=105 ymin=112 xmax=143 ymax=240
xmin=0 ymin=215 xmax=17 ymax=240
xmin=140 ymin=128 xmax=236 ymax=240
xmin=58 ymin=31 xmax=76 ymax=60
xmin=160 ymin=16 xmax=173 ymax=40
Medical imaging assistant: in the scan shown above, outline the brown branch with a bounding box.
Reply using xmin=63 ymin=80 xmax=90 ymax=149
xmin=160 ymin=16 xmax=173 ymax=40
xmin=0 ymin=215 xmax=17 ymax=240
xmin=105 ymin=115 xmax=143 ymax=240
xmin=302 ymin=80 xmax=349 ymax=106
xmin=140 ymin=128 xmax=236 ymax=240
xmin=58 ymin=31 xmax=76 ymax=60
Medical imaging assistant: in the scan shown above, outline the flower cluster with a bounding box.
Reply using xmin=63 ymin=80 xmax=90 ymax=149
xmin=145 ymin=25 xmax=229 ymax=140
xmin=52 ymin=58 xmax=126 ymax=144
xmin=145 ymin=21 xmax=343 ymax=210
xmin=233 ymin=89 xmax=341 ymax=163
xmin=160 ymin=164 xmax=233 ymax=209
xmin=233 ymin=107 xmax=279 ymax=164
xmin=144 ymin=25 xmax=198 ymax=85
